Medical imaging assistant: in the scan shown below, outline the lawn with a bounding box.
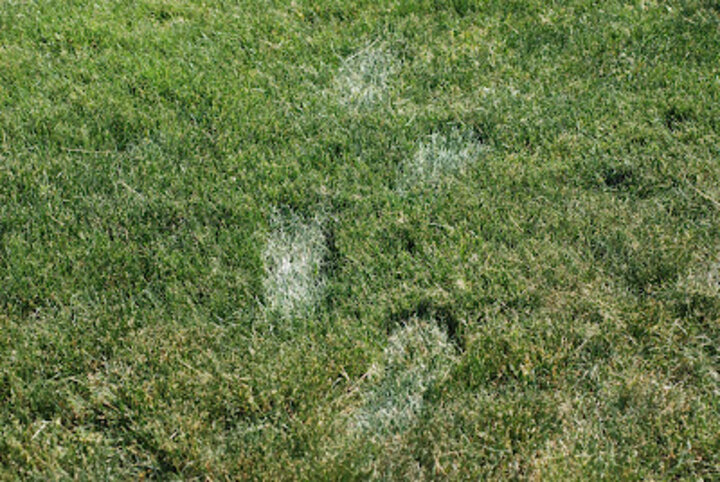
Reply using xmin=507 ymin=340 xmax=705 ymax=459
xmin=1 ymin=0 xmax=720 ymax=478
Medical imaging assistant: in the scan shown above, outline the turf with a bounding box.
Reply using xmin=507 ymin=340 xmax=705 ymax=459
xmin=1 ymin=0 xmax=720 ymax=478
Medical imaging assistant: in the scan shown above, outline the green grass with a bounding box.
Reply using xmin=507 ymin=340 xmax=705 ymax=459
xmin=1 ymin=0 xmax=720 ymax=478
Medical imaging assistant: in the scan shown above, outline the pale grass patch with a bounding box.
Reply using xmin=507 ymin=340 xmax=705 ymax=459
xmin=262 ymin=211 xmax=326 ymax=320
xmin=317 ymin=320 xmax=457 ymax=477
xmin=681 ymin=250 xmax=720 ymax=297
xmin=334 ymin=42 xmax=397 ymax=109
xmin=699 ymin=258 xmax=720 ymax=295
xmin=529 ymin=370 xmax=699 ymax=479
xmin=397 ymin=129 xmax=484 ymax=191
xmin=353 ymin=319 xmax=457 ymax=440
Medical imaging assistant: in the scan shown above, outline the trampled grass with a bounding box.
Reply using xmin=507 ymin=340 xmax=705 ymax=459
xmin=397 ymin=128 xmax=485 ymax=191
xmin=333 ymin=41 xmax=398 ymax=109
xmin=262 ymin=210 xmax=326 ymax=321
xmin=1 ymin=0 xmax=720 ymax=479
xmin=353 ymin=319 xmax=457 ymax=440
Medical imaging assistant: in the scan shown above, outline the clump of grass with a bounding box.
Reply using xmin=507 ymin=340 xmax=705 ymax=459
xmin=353 ymin=319 xmax=457 ymax=440
xmin=333 ymin=42 xmax=397 ymax=109
xmin=262 ymin=211 xmax=326 ymax=320
xmin=397 ymin=129 xmax=484 ymax=192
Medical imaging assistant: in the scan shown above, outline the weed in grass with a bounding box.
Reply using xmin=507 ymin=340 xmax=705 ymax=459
xmin=262 ymin=211 xmax=326 ymax=321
